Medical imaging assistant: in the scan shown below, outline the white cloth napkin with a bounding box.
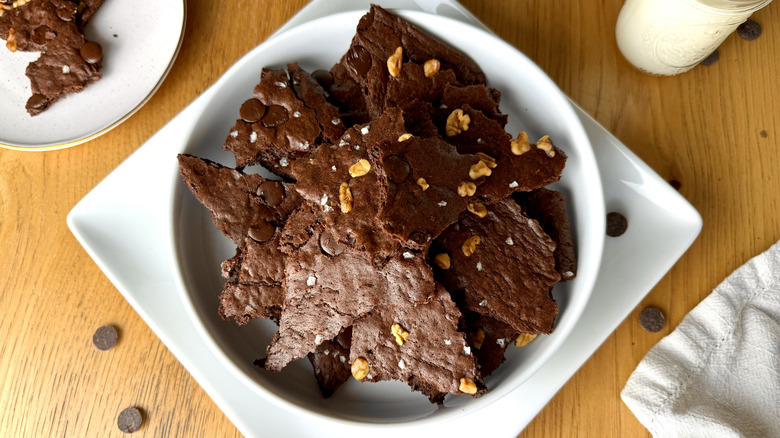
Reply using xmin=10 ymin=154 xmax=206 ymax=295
xmin=622 ymin=240 xmax=780 ymax=437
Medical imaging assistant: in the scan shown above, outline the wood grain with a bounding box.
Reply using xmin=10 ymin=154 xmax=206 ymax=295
xmin=0 ymin=0 xmax=778 ymax=436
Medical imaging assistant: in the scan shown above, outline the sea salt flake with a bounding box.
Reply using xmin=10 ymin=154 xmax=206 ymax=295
xmin=496 ymin=338 xmax=507 ymax=347
xmin=360 ymin=125 xmax=370 ymax=135
xmin=477 ymin=138 xmax=485 ymax=144
xmin=62 ymin=65 xmax=70 ymax=74
xmin=440 ymin=104 xmax=448 ymax=109
xmin=509 ymin=181 xmax=519 ymax=188
xmin=331 ymin=165 xmax=337 ymax=171
xmin=479 ymin=299 xmax=488 ymax=307
xmin=274 ymin=81 xmax=287 ymax=88
xmin=505 ymin=237 xmax=514 ymax=245
xmin=249 ymin=131 xmax=258 ymax=143
xmin=339 ymin=356 xmax=346 ymax=363
xmin=353 ymin=145 xmax=360 ymax=150
xmin=398 ymin=359 xmax=406 ymax=370
xmin=320 ymin=194 xmax=328 ymax=205
xmin=323 ymin=349 xmax=330 ymax=356
xmin=293 ymin=111 xmax=301 ymax=118
xmin=444 ymin=339 xmax=452 ymax=346
xmin=323 ymin=205 xmax=334 ymax=213
xmin=463 ymin=346 xmax=471 ymax=355
xmin=307 ymin=276 xmax=317 ymax=286
xmin=279 ymin=157 xmax=289 ymax=167
xmin=437 ymin=201 xmax=447 ymax=207
xmin=338 ymin=139 xmax=348 ymax=147
xmin=402 ymin=251 xmax=414 ymax=259
xmin=229 ymin=130 xmax=238 ymax=138
xmin=331 ymin=118 xmax=341 ymax=125
xmin=314 ymin=334 xmax=324 ymax=344
xmin=476 ymin=262 xmax=483 ymax=271
xmin=244 ymin=305 xmax=254 ymax=313
xmin=564 ymin=271 xmax=574 ymax=278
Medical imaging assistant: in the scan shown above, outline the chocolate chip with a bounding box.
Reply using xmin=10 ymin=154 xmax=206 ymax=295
xmin=383 ymin=155 xmax=411 ymax=184
xmin=737 ymin=19 xmax=761 ymax=41
xmin=669 ymin=179 xmax=681 ymax=191
xmin=311 ymin=70 xmax=334 ymax=89
xmin=248 ymin=219 xmax=275 ymax=243
xmin=92 ymin=325 xmax=118 ymax=351
xmin=55 ymin=1 xmax=77 ymax=21
xmin=117 ymin=407 xmax=143 ymax=433
xmin=239 ymin=98 xmax=266 ymax=123
xmin=319 ymin=231 xmax=346 ymax=256
xmin=699 ymin=50 xmax=719 ymax=66
xmin=345 ymin=45 xmax=372 ymax=76
xmin=257 ymin=181 xmax=285 ymax=206
xmin=27 ymin=93 xmax=49 ymax=112
xmin=262 ymin=105 xmax=289 ymax=128
xmin=606 ymin=212 xmax=628 ymax=237
xmin=760 ymin=130 xmax=768 ymax=138
xmin=639 ymin=307 xmax=665 ymax=332
xmin=79 ymin=41 xmax=103 ymax=64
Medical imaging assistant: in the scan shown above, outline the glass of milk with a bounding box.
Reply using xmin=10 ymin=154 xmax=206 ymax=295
xmin=616 ymin=0 xmax=772 ymax=75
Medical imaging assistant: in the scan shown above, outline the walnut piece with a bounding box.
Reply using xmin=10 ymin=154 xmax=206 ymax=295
xmin=457 ymin=181 xmax=477 ymax=197
xmin=433 ymin=253 xmax=451 ymax=270
xmin=423 ymin=59 xmax=440 ymax=77
xmin=387 ymin=46 xmax=403 ymax=78
xmin=398 ymin=133 xmax=413 ymax=142
xmin=6 ymin=28 xmax=17 ymax=52
xmin=348 ymin=159 xmax=371 ymax=177
xmin=536 ymin=135 xmax=556 ymax=157
xmin=468 ymin=161 xmax=492 ymax=180
xmin=467 ymin=202 xmax=487 ymax=218
xmin=459 ymin=377 xmax=477 ymax=394
xmin=461 ymin=235 xmax=481 ymax=257
xmin=417 ymin=177 xmax=429 ymax=191
xmin=351 ymin=357 xmax=369 ymax=380
xmin=475 ymin=153 xmax=497 ymax=169
xmin=339 ymin=182 xmax=353 ymax=213
xmin=515 ymin=333 xmax=538 ymax=347
xmin=445 ymin=109 xmax=470 ymax=137
xmin=391 ymin=323 xmax=410 ymax=346
xmin=511 ymin=131 xmax=531 ymax=155
xmin=472 ymin=328 xmax=486 ymax=350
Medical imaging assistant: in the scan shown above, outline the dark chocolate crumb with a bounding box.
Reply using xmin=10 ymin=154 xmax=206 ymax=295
xmin=669 ymin=179 xmax=682 ymax=191
xmin=700 ymin=50 xmax=719 ymax=66
xmin=92 ymin=325 xmax=118 ymax=351
xmin=760 ymin=130 xmax=768 ymax=138
xmin=606 ymin=212 xmax=628 ymax=237
xmin=639 ymin=307 xmax=666 ymax=333
xmin=117 ymin=406 xmax=143 ymax=433
xmin=737 ymin=20 xmax=761 ymax=41
xmin=113 ymin=34 xmax=118 ymax=38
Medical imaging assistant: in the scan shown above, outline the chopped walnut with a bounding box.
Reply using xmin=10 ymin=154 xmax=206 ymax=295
xmin=536 ymin=135 xmax=556 ymax=157
xmin=459 ymin=377 xmax=477 ymax=394
xmin=468 ymin=160 xmax=492 ymax=180
xmin=387 ymin=46 xmax=403 ymax=78
xmin=348 ymin=159 xmax=371 ymax=177
xmin=461 ymin=235 xmax=481 ymax=257
xmin=6 ymin=28 xmax=17 ymax=52
xmin=515 ymin=333 xmax=538 ymax=347
xmin=511 ymin=131 xmax=531 ymax=155
xmin=391 ymin=323 xmax=410 ymax=346
xmin=457 ymin=181 xmax=477 ymax=197
xmin=433 ymin=253 xmax=451 ymax=270
xmin=351 ymin=357 xmax=370 ymax=380
xmin=339 ymin=182 xmax=353 ymax=213
xmin=398 ymin=133 xmax=413 ymax=142
xmin=445 ymin=109 xmax=470 ymax=137
xmin=417 ymin=178 xmax=430 ymax=191
xmin=472 ymin=328 xmax=486 ymax=350
xmin=423 ymin=59 xmax=440 ymax=77
xmin=475 ymin=153 xmax=497 ymax=169
xmin=467 ymin=202 xmax=487 ymax=218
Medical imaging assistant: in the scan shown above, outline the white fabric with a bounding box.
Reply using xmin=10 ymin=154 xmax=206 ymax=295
xmin=622 ymin=240 xmax=780 ymax=438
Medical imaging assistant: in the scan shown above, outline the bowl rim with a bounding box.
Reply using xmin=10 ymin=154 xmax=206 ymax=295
xmin=168 ymin=8 xmax=605 ymax=427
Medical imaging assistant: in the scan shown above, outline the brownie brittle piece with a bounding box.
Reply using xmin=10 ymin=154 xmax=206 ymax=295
xmin=349 ymin=284 xmax=486 ymax=400
xmin=514 ymin=188 xmax=577 ymax=281
xmin=432 ymin=198 xmax=560 ymax=334
xmin=307 ymin=339 xmax=352 ymax=398
xmin=263 ymin=227 xmax=435 ymax=372
xmin=337 ymin=4 xmax=485 ymax=119
xmin=0 ymin=0 xmax=104 ymax=115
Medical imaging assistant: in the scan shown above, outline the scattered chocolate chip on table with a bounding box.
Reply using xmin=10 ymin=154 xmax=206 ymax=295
xmin=92 ymin=324 xmax=118 ymax=351
xmin=699 ymin=50 xmax=719 ymax=66
xmin=117 ymin=406 xmax=143 ymax=433
xmin=737 ymin=19 xmax=762 ymax=41
xmin=639 ymin=307 xmax=666 ymax=333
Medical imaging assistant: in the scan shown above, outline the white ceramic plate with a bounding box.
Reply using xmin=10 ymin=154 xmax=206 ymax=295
xmin=0 ymin=0 xmax=185 ymax=150
xmin=169 ymin=10 xmax=605 ymax=425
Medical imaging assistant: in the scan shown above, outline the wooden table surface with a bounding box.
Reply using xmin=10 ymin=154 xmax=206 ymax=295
xmin=1 ymin=0 xmax=778 ymax=436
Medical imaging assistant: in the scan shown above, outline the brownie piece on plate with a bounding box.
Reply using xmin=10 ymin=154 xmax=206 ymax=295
xmin=515 ymin=188 xmax=577 ymax=281
xmin=432 ymin=197 xmax=560 ymax=334
xmin=349 ymin=284 xmax=486 ymax=401
xmin=0 ymin=0 xmax=104 ymax=115
xmin=307 ymin=338 xmax=352 ymax=398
